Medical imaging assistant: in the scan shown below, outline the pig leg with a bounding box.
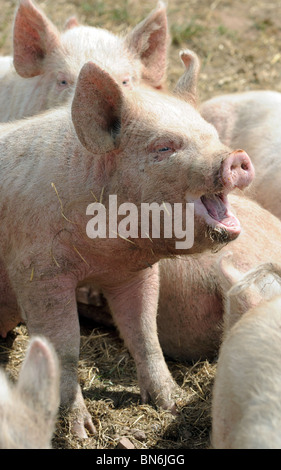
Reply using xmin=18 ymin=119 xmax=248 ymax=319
xmin=103 ymin=264 xmax=178 ymax=412
xmin=10 ymin=275 xmax=95 ymax=438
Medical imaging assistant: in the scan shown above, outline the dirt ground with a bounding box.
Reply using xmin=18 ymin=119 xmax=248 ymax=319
xmin=0 ymin=0 xmax=281 ymax=450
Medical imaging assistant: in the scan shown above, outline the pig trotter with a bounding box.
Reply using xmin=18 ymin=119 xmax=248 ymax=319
xmin=70 ymin=408 xmax=96 ymax=439
xmin=68 ymin=384 xmax=97 ymax=438
xmin=139 ymin=372 xmax=179 ymax=414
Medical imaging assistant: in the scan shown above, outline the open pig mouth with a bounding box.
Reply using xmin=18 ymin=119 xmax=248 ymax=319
xmin=193 ymin=192 xmax=241 ymax=238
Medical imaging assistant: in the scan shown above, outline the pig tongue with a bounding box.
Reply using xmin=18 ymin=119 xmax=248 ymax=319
xmin=201 ymin=194 xmax=239 ymax=228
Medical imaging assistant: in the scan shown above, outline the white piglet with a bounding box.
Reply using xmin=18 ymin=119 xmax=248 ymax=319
xmin=212 ymin=261 xmax=281 ymax=449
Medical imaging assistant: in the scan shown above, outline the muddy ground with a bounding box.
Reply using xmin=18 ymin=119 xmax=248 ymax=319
xmin=0 ymin=0 xmax=281 ymax=450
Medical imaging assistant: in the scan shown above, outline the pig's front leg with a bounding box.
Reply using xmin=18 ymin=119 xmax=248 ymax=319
xmin=13 ymin=276 xmax=96 ymax=438
xmin=103 ymin=264 xmax=178 ymax=412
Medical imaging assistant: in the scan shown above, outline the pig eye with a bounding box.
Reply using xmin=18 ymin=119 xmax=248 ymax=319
xmin=156 ymin=146 xmax=175 ymax=156
xmin=58 ymin=79 xmax=68 ymax=87
xmin=57 ymin=72 xmax=69 ymax=89
xmin=153 ymin=146 xmax=176 ymax=162
xmin=122 ymin=76 xmax=133 ymax=89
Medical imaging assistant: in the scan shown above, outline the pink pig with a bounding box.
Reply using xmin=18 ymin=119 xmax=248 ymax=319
xmin=0 ymin=51 xmax=253 ymax=437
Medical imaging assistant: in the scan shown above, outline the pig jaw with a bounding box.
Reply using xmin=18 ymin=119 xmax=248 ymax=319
xmin=192 ymin=192 xmax=241 ymax=240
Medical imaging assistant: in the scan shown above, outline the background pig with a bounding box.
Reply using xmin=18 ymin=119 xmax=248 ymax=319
xmin=0 ymin=336 xmax=60 ymax=449
xmin=0 ymin=0 xmax=169 ymax=121
xmin=0 ymin=53 xmax=253 ymax=437
xmin=211 ymin=263 xmax=281 ymax=449
xmin=200 ymin=90 xmax=281 ymax=219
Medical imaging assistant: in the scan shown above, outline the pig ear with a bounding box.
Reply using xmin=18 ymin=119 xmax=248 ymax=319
xmin=125 ymin=1 xmax=169 ymax=88
xmin=13 ymin=0 xmax=61 ymax=78
xmin=64 ymin=16 xmax=80 ymax=30
xmin=174 ymin=49 xmax=200 ymax=106
xmin=72 ymin=61 xmax=123 ymax=154
xmin=17 ymin=337 xmax=60 ymax=423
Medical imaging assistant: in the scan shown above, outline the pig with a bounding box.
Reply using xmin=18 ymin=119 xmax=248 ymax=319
xmin=211 ymin=262 xmax=281 ymax=449
xmin=200 ymin=90 xmax=281 ymax=219
xmin=0 ymin=0 xmax=169 ymax=122
xmin=0 ymin=336 xmax=60 ymax=449
xmin=0 ymin=51 xmax=254 ymax=438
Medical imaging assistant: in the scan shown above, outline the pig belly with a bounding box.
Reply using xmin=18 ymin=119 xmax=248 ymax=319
xmin=158 ymin=258 xmax=223 ymax=361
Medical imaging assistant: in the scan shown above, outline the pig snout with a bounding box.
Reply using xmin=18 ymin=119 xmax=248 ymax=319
xmin=221 ymin=150 xmax=255 ymax=191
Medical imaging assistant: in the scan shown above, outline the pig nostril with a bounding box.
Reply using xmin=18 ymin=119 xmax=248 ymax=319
xmin=230 ymin=163 xmax=248 ymax=172
xmin=223 ymin=150 xmax=254 ymax=190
